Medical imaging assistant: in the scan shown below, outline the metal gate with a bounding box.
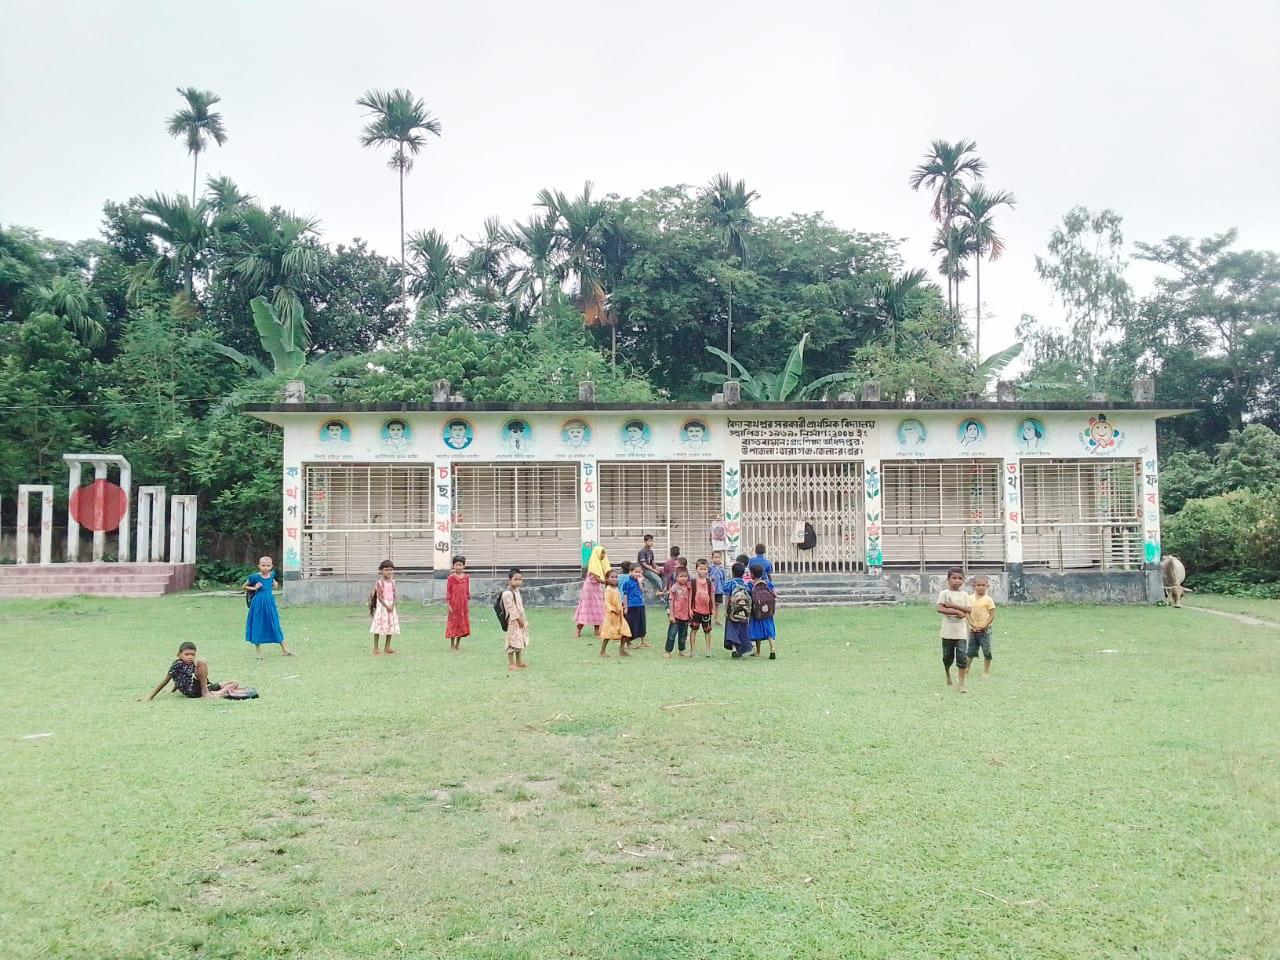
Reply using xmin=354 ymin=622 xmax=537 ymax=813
xmin=881 ymin=460 xmax=1005 ymax=570
xmin=740 ymin=461 xmax=864 ymax=573
xmin=452 ymin=463 xmax=581 ymax=574
xmin=1021 ymin=459 xmax=1142 ymax=570
xmin=598 ymin=462 xmax=723 ymax=560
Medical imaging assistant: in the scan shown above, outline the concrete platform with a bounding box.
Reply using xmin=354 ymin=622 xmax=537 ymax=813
xmin=0 ymin=563 xmax=196 ymax=599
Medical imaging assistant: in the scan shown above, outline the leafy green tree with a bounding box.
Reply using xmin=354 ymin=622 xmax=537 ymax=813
xmin=407 ymin=229 xmax=462 ymax=321
xmin=133 ymin=193 xmax=212 ymax=299
xmin=851 ymin=302 xmax=980 ymax=401
xmin=225 ymin=206 xmax=320 ymax=349
xmin=700 ymin=174 xmax=758 ymax=375
xmin=909 ymin=139 xmax=985 ymax=314
xmin=699 ymin=333 xmax=860 ymax=401
xmin=166 ymin=88 xmax=228 ymax=204
xmin=356 ymin=88 xmax=442 ymax=292
xmin=958 ymin=184 xmax=1016 ymax=357
xmin=501 ymin=213 xmax=562 ymax=324
xmin=30 ymin=274 xmax=107 ymax=346
xmin=301 ymin=239 xmax=404 ymax=354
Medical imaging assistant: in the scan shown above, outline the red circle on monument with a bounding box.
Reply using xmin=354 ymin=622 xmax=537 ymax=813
xmin=70 ymin=480 xmax=129 ymax=532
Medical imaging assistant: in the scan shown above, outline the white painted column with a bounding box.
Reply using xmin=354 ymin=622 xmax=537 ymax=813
xmin=433 ymin=461 xmax=453 ymax=574
xmin=579 ymin=457 xmax=597 ymax=565
xmin=118 ymin=461 xmax=132 ymax=562
xmin=283 ymin=465 xmax=302 ymax=577
xmin=136 ymin=486 xmax=166 ymax=562
xmin=863 ymin=461 xmax=883 ymax=571
xmin=1002 ymin=459 xmax=1023 ymax=566
xmin=1141 ymin=455 xmax=1161 ymax=565
xmin=91 ymin=460 xmax=108 ymax=562
xmin=66 ymin=460 xmax=83 ymax=561
xmin=16 ymin=484 xmax=54 ymax=565
xmin=169 ymin=496 xmax=197 ymax=564
xmin=722 ymin=459 xmax=742 ymax=559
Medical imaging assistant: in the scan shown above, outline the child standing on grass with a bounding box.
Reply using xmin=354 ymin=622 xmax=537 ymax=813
xmin=244 ymin=556 xmax=292 ymax=658
xmin=622 ymin=562 xmax=650 ymax=649
xmin=748 ymin=562 xmax=778 ymax=659
xmin=600 ymin=568 xmax=632 ymax=657
xmin=737 ymin=554 xmax=753 ymax=584
xmin=369 ymin=559 xmax=399 ymax=655
xmin=965 ymin=574 xmax=996 ymax=678
xmin=709 ymin=550 xmax=728 ymax=624
xmin=574 ymin=545 xmax=609 ymax=639
xmin=750 ymin=544 xmax=774 ymax=583
xmin=662 ymin=546 xmax=682 ymax=591
xmin=936 ymin=566 xmax=971 ymax=693
xmin=665 ymin=568 xmax=692 ymax=659
xmin=446 ymin=555 xmax=471 ymax=652
xmin=144 ymin=642 xmax=245 ymax=700
xmin=723 ymin=562 xmax=755 ymax=658
xmin=502 ymin=569 xmax=530 ymax=671
xmin=690 ymin=559 xmax=716 ymax=657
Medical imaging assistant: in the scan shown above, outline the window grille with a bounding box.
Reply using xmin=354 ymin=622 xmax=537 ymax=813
xmin=1021 ymin=459 xmax=1142 ymax=569
xmin=452 ymin=463 xmax=580 ymax=574
xmin=598 ymin=462 xmax=723 ymax=561
xmin=882 ymin=460 xmax=1004 ymax=570
xmin=301 ymin=464 xmax=435 ymax=578
xmin=740 ymin=461 xmax=864 ymax=573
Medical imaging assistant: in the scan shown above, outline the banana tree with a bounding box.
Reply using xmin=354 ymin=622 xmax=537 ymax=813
xmin=698 ymin=333 xmax=860 ymax=401
xmin=210 ymin=296 xmax=307 ymax=375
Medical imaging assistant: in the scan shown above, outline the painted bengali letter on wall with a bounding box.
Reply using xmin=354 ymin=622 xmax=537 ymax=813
xmin=726 ymin=417 xmax=876 ymax=458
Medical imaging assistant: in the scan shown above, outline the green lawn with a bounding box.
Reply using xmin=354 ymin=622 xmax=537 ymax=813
xmin=2 ymin=595 xmax=1277 ymax=960
xmin=1183 ymin=592 xmax=1280 ymax=624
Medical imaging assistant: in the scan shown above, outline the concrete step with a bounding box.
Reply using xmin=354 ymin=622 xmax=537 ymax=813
xmin=0 ymin=574 xmax=176 ymax=586
xmin=0 ymin=563 xmax=181 ymax=576
xmin=783 ymin=599 xmax=902 ymax=608
xmin=0 ymin=586 xmax=169 ymax=599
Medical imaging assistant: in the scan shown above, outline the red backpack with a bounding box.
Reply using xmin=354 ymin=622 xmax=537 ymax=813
xmin=751 ymin=580 xmax=777 ymax=620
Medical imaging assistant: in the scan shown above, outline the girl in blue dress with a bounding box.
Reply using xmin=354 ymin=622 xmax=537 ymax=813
xmin=244 ymin=556 xmax=293 ymax=657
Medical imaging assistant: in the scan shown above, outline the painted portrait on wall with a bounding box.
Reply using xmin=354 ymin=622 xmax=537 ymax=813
xmin=320 ymin=419 xmax=352 ymax=444
xmin=560 ymin=418 xmax=592 ymax=449
xmin=380 ymin=418 xmax=412 ymax=452
xmin=1016 ymin=418 xmax=1047 ymax=451
xmin=956 ymin=418 xmax=986 ymax=447
xmin=620 ymin=419 xmax=652 ymax=451
xmin=442 ymin=418 xmax=474 ymax=450
xmin=502 ymin=418 xmax=534 ymax=453
xmin=896 ymin=419 xmax=927 ymax=449
xmin=680 ymin=418 xmax=710 ymax=447
xmin=1081 ymin=414 xmax=1124 ymax=454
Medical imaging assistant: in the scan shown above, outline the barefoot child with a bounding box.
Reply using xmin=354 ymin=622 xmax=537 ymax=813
xmin=936 ymin=566 xmax=971 ymax=692
xmin=690 ymin=559 xmax=716 ymax=656
xmin=965 ymin=574 xmax=996 ymax=678
xmin=600 ymin=568 xmax=632 ymax=657
xmin=665 ymin=568 xmax=692 ymax=659
xmin=144 ymin=642 xmax=244 ymax=700
xmin=502 ymin=569 xmax=530 ymax=671
xmin=709 ymin=551 xmax=728 ymax=625
xmin=723 ymin=562 xmax=754 ymax=658
xmin=244 ymin=556 xmax=292 ymax=658
xmin=748 ymin=562 xmax=778 ymax=659
xmin=369 ymin=559 xmax=399 ymax=654
xmin=446 ymin=556 xmax=471 ymax=652
xmin=622 ymin=562 xmax=650 ymax=649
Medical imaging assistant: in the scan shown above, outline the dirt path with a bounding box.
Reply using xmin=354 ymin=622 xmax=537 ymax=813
xmin=1183 ymin=604 xmax=1280 ymax=630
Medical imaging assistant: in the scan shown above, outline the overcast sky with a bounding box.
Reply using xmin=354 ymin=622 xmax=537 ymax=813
xmin=3 ymin=0 xmax=1278 ymax=357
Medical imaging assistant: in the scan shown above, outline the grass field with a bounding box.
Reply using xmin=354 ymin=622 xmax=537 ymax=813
xmin=2 ymin=594 xmax=1278 ymax=960
xmin=1183 ymin=592 xmax=1280 ymax=624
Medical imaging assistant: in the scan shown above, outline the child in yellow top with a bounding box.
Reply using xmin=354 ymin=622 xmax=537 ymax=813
xmin=965 ymin=575 xmax=997 ymax=678
xmin=600 ymin=568 xmax=632 ymax=658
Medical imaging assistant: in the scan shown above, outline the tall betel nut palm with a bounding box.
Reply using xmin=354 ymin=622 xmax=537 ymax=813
xmin=166 ymin=88 xmax=228 ymax=204
xmin=356 ymin=88 xmax=443 ymax=302
xmin=700 ymin=174 xmax=758 ymax=377
xmin=958 ymin=183 xmax=1017 ymax=358
xmin=909 ymin=139 xmax=985 ymax=315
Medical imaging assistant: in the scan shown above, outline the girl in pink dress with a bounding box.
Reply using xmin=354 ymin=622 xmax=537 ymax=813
xmin=573 ymin=545 xmax=610 ymax=639
xmin=445 ymin=556 xmax=471 ymax=652
xmin=370 ymin=560 xmax=399 ymax=654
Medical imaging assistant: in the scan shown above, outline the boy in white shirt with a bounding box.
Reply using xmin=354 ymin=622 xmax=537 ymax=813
xmin=935 ymin=567 xmax=971 ymax=693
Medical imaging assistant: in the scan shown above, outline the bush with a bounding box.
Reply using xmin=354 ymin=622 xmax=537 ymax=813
xmin=1184 ymin=570 xmax=1280 ymax=599
xmin=196 ymin=559 xmax=256 ymax=588
xmin=1163 ymin=487 xmax=1280 ymax=586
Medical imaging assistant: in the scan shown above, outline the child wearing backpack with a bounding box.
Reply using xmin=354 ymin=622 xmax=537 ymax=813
xmin=723 ymin=562 xmax=754 ymax=658
xmin=748 ymin=562 xmax=778 ymax=659
xmin=499 ymin=568 xmax=530 ymax=671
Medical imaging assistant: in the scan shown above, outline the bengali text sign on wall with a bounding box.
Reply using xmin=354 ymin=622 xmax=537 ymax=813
xmin=727 ymin=417 xmax=876 ymax=458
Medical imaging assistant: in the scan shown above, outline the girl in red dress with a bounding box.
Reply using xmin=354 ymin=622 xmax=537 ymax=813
xmin=446 ymin=556 xmax=471 ymax=651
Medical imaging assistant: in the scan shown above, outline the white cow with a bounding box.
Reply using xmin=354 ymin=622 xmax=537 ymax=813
xmin=1161 ymin=555 xmax=1188 ymax=607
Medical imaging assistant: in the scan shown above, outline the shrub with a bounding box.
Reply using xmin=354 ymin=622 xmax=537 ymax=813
xmin=1163 ymin=487 xmax=1280 ymax=584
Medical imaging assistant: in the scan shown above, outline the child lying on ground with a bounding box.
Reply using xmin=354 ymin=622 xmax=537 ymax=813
xmin=143 ymin=642 xmax=246 ymax=700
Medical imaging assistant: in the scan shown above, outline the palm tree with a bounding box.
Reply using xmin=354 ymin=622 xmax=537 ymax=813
xmin=931 ymin=222 xmax=974 ymax=328
xmin=538 ymin=183 xmax=611 ymax=296
xmin=356 ymin=88 xmax=443 ymax=300
xmin=228 ymin=206 xmax=321 ymax=349
xmin=957 ymin=184 xmax=1017 ymax=358
xmin=166 ymin=88 xmax=228 ymax=204
xmin=459 ymin=217 xmax=511 ymax=330
xmin=909 ymin=140 xmax=985 ymax=314
xmin=502 ymin=214 xmax=562 ymax=323
xmin=133 ymin=193 xmax=212 ymax=298
xmin=876 ymin=268 xmax=938 ymax=355
xmin=31 ymin=275 xmax=106 ymax=346
xmin=700 ymin=174 xmax=758 ymax=376
xmin=406 ymin=228 xmax=461 ymax=320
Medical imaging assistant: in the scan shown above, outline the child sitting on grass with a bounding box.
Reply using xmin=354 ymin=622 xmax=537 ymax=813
xmin=144 ymin=642 xmax=244 ymax=700
xmin=965 ymin=574 xmax=996 ymax=678
xmin=936 ymin=566 xmax=971 ymax=693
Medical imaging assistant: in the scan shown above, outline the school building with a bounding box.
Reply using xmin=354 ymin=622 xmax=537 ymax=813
xmin=245 ymin=388 xmax=1187 ymax=604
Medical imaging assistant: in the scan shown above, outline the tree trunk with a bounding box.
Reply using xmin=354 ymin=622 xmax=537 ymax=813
xmin=611 ymin=323 xmax=617 ymax=371
xmin=975 ymin=252 xmax=982 ymax=360
xmin=398 ymin=144 xmax=406 ymax=312
xmin=727 ymin=281 xmax=734 ymax=378
xmin=192 ymin=152 xmax=199 ymax=206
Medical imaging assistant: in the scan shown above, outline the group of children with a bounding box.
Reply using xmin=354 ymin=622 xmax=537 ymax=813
xmin=935 ymin=567 xmax=997 ymax=693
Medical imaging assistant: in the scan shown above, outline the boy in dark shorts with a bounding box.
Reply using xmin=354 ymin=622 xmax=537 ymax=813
xmin=144 ymin=642 xmax=244 ymax=700
xmin=621 ymin=561 xmax=650 ymax=648
xmin=689 ymin=558 xmax=716 ymax=656
xmin=965 ymin=575 xmax=996 ymax=678
xmin=709 ymin=550 xmax=728 ymax=624
xmin=637 ymin=534 xmax=664 ymax=597
xmin=936 ymin=567 xmax=971 ymax=693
